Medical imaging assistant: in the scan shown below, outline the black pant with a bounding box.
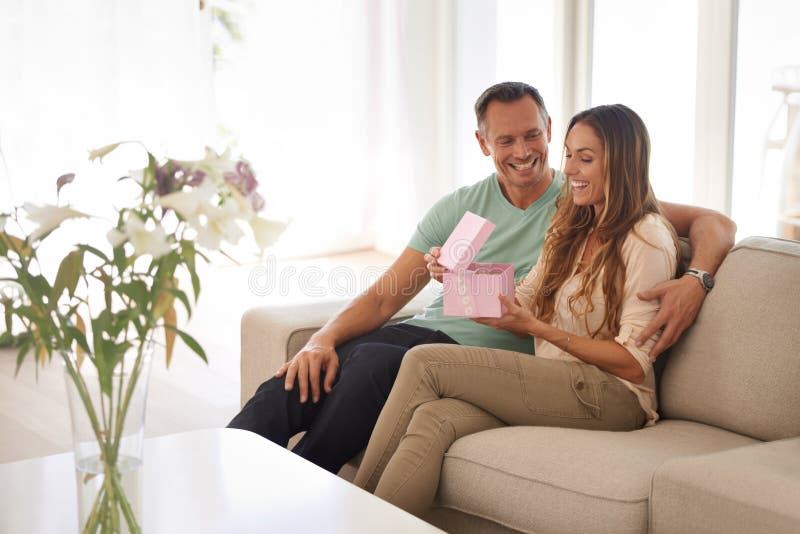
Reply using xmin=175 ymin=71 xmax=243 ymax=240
xmin=227 ymin=323 xmax=458 ymax=473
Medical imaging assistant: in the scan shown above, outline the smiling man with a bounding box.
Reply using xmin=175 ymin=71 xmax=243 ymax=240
xmin=228 ymin=82 xmax=736 ymax=474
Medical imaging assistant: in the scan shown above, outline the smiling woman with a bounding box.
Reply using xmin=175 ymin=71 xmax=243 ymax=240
xmin=564 ymin=122 xmax=606 ymax=211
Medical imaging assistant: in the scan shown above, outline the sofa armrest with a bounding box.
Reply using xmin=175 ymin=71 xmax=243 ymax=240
xmin=240 ymin=288 xmax=435 ymax=406
xmin=650 ymin=437 xmax=800 ymax=534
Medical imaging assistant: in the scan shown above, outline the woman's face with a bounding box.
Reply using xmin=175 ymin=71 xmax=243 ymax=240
xmin=564 ymin=122 xmax=606 ymax=213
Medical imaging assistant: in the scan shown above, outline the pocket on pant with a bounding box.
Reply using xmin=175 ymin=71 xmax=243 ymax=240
xmin=519 ymin=360 xmax=601 ymax=419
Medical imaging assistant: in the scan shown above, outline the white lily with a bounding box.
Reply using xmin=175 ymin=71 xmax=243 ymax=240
xmin=126 ymin=216 xmax=172 ymax=259
xmin=193 ymin=198 xmax=245 ymax=249
xmin=109 ymin=216 xmax=172 ymax=259
xmin=250 ymin=216 xmax=285 ymax=250
xmin=24 ymin=203 xmax=90 ymax=242
xmin=156 ymin=180 xmax=216 ymax=219
xmin=227 ymin=187 xmax=255 ymax=220
xmin=106 ymin=227 xmax=127 ymax=248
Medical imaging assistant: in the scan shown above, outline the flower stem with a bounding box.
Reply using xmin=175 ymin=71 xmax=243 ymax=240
xmin=82 ymin=485 xmax=105 ymax=534
xmin=103 ymin=459 xmax=121 ymax=532
xmin=112 ymin=467 xmax=141 ymax=534
xmin=112 ymin=341 xmax=147 ymax=453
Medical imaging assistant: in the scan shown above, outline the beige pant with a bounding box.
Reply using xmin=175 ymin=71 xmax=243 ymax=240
xmin=353 ymin=343 xmax=646 ymax=516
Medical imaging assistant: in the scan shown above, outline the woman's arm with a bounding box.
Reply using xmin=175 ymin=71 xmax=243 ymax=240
xmin=476 ymin=296 xmax=645 ymax=383
xmin=477 ymin=218 xmax=678 ymax=383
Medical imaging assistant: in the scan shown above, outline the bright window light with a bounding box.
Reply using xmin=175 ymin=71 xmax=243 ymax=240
xmin=592 ymin=0 xmax=699 ymax=205
xmin=731 ymin=0 xmax=800 ymax=240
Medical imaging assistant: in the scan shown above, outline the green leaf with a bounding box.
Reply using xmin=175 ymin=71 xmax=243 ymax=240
xmin=189 ymin=268 xmax=201 ymax=302
xmin=113 ymin=244 xmax=129 ymax=274
xmin=51 ymin=249 xmax=85 ymax=306
xmin=0 ymin=331 xmax=13 ymax=347
xmin=1 ymin=232 xmax=33 ymax=257
xmin=92 ymin=337 xmax=131 ymax=397
xmin=78 ymin=244 xmax=110 ymax=262
xmin=164 ymin=325 xmax=207 ymax=363
xmin=158 ymin=251 xmax=179 ymax=280
xmin=3 ymin=302 xmax=12 ymax=337
xmin=117 ymin=280 xmax=149 ymax=313
xmin=108 ymin=309 xmax=134 ymax=338
xmin=15 ymin=340 xmax=32 ymax=377
xmin=18 ymin=272 xmax=50 ymax=311
xmin=181 ymin=240 xmax=201 ymax=301
xmin=63 ymin=324 xmax=91 ymax=356
xmin=13 ymin=305 xmax=42 ymax=324
xmin=142 ymin=152 xmax=158 ymax=192
xmin=166 ymin=288 xmax=192 ymax=318
xmin=92 ymin=310 xmax=111 ymax=341
xmin=95 ymin=268 xmax=113 ymax=312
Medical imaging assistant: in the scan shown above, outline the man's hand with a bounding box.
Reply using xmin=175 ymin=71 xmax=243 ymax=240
xmin=473 ymin=295 xmax=539 ymax=339
xmin=275 ymin=342 xmax=340 ymax=403
xmin=424 ymin=247 xmax=447 ymax=283
xmin=635 ymin=275 xmax=706 ymax=360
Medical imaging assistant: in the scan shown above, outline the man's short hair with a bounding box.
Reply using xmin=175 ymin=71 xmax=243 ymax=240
xmin=474 ymin=82 xmax=549 ymax=133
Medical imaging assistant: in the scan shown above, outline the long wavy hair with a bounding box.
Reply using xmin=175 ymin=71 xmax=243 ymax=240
xmin=531 ymin=104 xmax=677 ymax=337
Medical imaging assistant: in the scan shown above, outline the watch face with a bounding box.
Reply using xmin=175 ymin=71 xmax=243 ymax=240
xmin=701 ymin=272 xmax=714 ymax=290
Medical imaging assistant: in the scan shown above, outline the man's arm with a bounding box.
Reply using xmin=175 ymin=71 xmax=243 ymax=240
xmin=659 ymin=201 xmax=737 ymax=274
xmin=636 ymin=201 xmax=737 ymax=358
xmin=275 ymin=247 xmax=430 ymax=403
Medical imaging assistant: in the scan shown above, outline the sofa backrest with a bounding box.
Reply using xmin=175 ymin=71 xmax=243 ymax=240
xmin=659 ymin=236 xmax=800 ymax=441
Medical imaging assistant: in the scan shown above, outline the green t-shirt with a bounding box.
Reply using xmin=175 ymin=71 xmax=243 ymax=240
xmin=405 ymin=172 xmax=564 ymax=353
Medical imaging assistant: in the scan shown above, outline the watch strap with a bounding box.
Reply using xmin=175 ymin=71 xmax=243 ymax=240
xmin=685 ymin=268 xmax=713 ymax=291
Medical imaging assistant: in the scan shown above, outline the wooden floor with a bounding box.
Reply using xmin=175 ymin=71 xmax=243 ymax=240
xmin=0 ymin=250 xmax=396 ymax=464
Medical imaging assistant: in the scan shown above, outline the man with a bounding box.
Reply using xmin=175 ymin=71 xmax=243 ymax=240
xmin=228 ymin=82 xmax=736 ymax=474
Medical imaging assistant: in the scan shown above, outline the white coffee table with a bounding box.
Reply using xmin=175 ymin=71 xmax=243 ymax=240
xmin=0 ymin=428 xmax=443 ymax=533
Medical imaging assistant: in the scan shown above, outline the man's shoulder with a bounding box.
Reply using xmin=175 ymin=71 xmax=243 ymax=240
xmin=441 ymin=173 xmax=498 ymax=207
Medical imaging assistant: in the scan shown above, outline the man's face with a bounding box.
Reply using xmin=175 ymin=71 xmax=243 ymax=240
xmin=475 ymin=96 xmax=552 ymax=192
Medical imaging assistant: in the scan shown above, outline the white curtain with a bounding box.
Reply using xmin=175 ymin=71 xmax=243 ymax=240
xmin=0 ymin=0 xmax=552 ymax=258
xmin=210 ymin=0 xmax=459 ymax=257
xmin=0 ymin=0 xmax=213 ymax=207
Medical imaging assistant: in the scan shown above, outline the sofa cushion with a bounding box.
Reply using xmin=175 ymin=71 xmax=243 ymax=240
xmin=650 ymin=437 xmax=800 ymax=534
xmin=659 ymin=237 xmax=800 ymax=441
xmin=436 ymin=421 xmax=757 ymax=534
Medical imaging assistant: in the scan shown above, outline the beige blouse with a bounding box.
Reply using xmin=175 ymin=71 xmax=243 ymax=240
xmin=516 ymin=213 xmax=678 ymax=424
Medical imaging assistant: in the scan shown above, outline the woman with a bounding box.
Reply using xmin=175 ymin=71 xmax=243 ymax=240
xmin=353 ymin=104 xmax=679 ymax=516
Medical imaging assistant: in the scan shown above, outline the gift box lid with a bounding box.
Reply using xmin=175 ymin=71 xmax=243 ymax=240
xmin=438 ymin=211 xmax=496 ymax=270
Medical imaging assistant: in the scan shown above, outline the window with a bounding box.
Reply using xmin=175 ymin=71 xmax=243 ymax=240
xmin=592 ymin=0 xmax=699 ymax=205
xmin=452 ymin=0 xmax=557 ymax=189
xmin=731 ymin=0 xmax=800 ymax=239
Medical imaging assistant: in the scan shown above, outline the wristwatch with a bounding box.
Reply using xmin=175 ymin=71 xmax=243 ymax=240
xmin=684 ymin=268 xmax=714 ymax=292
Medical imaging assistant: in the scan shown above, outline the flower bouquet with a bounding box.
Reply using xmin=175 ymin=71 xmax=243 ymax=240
xmin=0 ymin=142 xmax=283 ymax=533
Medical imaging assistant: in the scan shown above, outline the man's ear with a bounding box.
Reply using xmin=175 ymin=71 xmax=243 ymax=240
xmin=546 ymin=116 xmax=552 ymax=143
xmin=475 ymin=130 xmax=491 ymax=156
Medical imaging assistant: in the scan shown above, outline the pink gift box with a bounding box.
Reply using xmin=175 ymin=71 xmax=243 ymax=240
xmin=440 ymin=211 xmax=514 ymax=318
xmin=439 ymin=211 xmax=495 ymax=270
xmin=443 ymin=263 xmax=515 ymax=318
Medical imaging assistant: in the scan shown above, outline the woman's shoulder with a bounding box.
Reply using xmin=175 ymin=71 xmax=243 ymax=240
xmin=623 ymin=213 xmax=677 ymax=256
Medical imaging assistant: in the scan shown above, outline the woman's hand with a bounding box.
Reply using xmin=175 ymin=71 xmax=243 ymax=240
xmin=473 ymin=295 xmax=545 ymax=338
xmin=424 ymin=247 xmax=447 ymax=283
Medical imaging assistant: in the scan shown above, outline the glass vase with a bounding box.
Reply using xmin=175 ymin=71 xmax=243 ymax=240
xmin=62 ymin=342 xmax=153 ymax=534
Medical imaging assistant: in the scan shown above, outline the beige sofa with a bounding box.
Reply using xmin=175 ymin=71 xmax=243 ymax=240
xmin=240 ymin=236 xmax=800 ymax=533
